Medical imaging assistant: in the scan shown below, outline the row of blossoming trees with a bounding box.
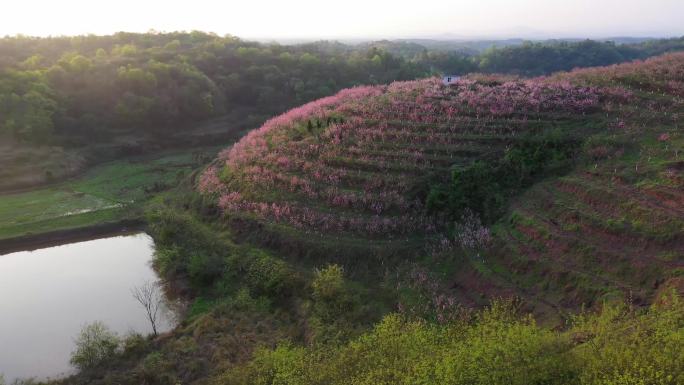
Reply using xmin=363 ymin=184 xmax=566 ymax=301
xmin=197 ymin=54 xmax=684 ymax=249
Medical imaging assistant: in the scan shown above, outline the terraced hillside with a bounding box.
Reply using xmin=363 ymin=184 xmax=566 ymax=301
xmin=37 ymin=52 xmax=684 ymax=385
xmin=199 ymin=53 xmax=683 ymax=318
xmin=490 ymin=55 xmax=684 ymax=315
xmin=200 ymin=80 xmax=607 ymax=249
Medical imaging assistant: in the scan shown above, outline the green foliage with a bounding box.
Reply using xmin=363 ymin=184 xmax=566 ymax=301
xmin=146 ymin=205 xmax=227 ymax=280
xmin=146 ymin=196 xmax=303 ymax=300
xmin=69 ymin=321 xmax=121 ymax=371
xmin=502 ymin=130 xmax=579 ymax=184
xmin=121 ymin=332 xmax=148 ymax=355
xmin=216 ymin=287 xmax=272 ymax=314
xmin=310 ymin=264 xmax=356 ymax=323
xmin=218 ymin=296 xmax=684 ymax=385
xmin=236 ymin=248 xmax=300 ymax=298
xmin=306 ymin=264 xmax=377 ymax=345
xmin=311 ymin=264 xmax=346 ymax=303
xmin=0 ymin=69 xmax=57 ymax=143
xmin=139 ymin=352 xmax=177 ymax=385
xmin=427 ymin=131 xmax=580 ymax=223
xmin=478 ymin=40 xmax=642 ymax=76
xmin=187 ymin=297 xmax=216 ymax=320
xmin=231 ymin=343 xmax=308 ymax=385
xmin=572 ymin=293 xmax=684 ymax=385
xmin=427 ymin=160 xmax=505 ymax=223
xmin=0 ymin=32 xmax=426 ymax=146
xmin=365 ymin=37 xmax=684 ymax=77
xmin=187 ymin=249 xmax=226 ymax=285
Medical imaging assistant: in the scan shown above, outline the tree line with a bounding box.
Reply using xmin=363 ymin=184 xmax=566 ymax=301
xmin=375 ymin=36 xmax=684 ymax=76
xmin=0 ymin=32 xmax=426 ymax=145
xmin=2 ymin=32 xmax=683 ymax=145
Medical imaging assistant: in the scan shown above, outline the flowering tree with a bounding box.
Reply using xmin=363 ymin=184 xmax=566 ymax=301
xmin=197 ymin=63 xmax=649 ymax=243
xmin=454 ymin=209 xmax=492 ymax=258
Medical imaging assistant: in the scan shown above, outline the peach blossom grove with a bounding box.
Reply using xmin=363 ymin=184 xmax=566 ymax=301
xmin=195 ymin=56 xmax=671 ymax=241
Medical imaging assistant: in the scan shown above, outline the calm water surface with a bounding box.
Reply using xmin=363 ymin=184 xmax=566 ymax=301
xmin=0 ymin=233 xmax=173 ymax=382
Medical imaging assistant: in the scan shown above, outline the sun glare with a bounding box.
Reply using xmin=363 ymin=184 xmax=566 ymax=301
xmin=1 ymin=0 xmax=683 ymax=39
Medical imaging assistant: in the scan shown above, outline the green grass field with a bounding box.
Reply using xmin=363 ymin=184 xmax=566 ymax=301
xmin=0 ymin=147 xmax=219 ymax=241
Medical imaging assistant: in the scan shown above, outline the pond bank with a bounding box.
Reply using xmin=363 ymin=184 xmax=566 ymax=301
xmin=0 ymin=219 xmax=145 ymax=255
xmin=0 ymin=146 xmax=221 ymax=247
xmin=0 ymin=232 xmax=173 ymax=382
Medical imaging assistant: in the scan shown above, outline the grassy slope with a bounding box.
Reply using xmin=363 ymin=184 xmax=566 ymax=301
xmin=475 ymin=76 xmax=684 ymax=321
xmin=0 ymin=108 xmax=254 ymax=244
xmin=0 ymin=141 xmax=86 ymax=192
xmin=0 ymin=147 xmax=220 ymax=242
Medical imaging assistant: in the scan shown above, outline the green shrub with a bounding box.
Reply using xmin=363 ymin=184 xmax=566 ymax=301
xmin=310 ymin=265 xmax=360 ymax=319
xmin=122 ymin=332 xmax=148 ymax=355
xmin=69 ymin=321 xmax=121 ymax=371
xmin=188 ymin=251 xmax=226 ymax=285
xmin=306 ymin=264 xmax=376 ymax=345
xmin=573 ymin=293 xmax=684 ymax=385
xmin=427 ymin=160 xmax=505 ymax=223
xmin=232 ymin=247 xmax=301 ymax=298
xmin=139 ymin=351 xmax=177 ymax=385
xmin=428 ymin=131 xmax=580 ymax=224
xmin=227 ymin=343 xmax=308 ymax=385
xmin=187 ymin=297 xmax=216 ymax=320
xmin=228 ymin=288 xmax=272 ymax=313
xmin=146 ymin=204 xmax=231 ymax=286
xmin=152 ymin=245 xmax=183 ymax=277
xmin=311 ymin=264 xmax=345 ymax=303
xmin=218 ymin=296 xmax=684 ymax=385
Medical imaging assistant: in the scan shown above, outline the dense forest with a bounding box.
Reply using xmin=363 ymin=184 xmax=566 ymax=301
xmin=366 ymin=36 xmax=684 ymax=76
xmin=0 ymin=32 xmax=425 ymax=146
xmin=2 ymin=32 xmax=684 ymax=147
xmin=476 ymin=37 xmax=684 ymax=75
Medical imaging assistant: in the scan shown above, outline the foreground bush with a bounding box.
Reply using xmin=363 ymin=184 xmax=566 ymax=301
xmin=215 ymin=294 xmax=684 ymax=385
xmin=69 ymin=321 xmax=120 ymax=371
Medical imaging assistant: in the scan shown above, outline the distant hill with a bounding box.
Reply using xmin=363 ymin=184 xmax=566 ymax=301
xmin=394 ymin=38 xmax=528 ymax=52
xmin=358 ymin=36 xmax=684 ymax=76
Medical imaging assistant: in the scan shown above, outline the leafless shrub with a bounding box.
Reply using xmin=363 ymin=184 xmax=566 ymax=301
xmin=132 ymin=281 xmax=163 ymax=336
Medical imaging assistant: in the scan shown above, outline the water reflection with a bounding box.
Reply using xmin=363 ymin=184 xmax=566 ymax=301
xmin=0 ymin=233 xmax=173 ymax=382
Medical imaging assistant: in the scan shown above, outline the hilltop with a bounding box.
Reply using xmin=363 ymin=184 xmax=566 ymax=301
xmin=199 ymin=53 xmax=683 ymax=318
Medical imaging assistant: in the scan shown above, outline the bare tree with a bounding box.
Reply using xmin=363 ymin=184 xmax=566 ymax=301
xmin=131 ymin=281 xmax=163 ymax=336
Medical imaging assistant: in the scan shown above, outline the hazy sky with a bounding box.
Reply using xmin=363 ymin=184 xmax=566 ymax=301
xmin=2 ymin=0 xmax=683 ymax=40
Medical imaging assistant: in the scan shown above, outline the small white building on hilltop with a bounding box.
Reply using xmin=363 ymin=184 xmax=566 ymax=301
xmin=442 ymin=75 xmax=461 ymax=85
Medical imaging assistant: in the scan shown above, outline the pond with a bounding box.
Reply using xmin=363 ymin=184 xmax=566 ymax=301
xmin=0 ymin=232 xmax=174 ymax=382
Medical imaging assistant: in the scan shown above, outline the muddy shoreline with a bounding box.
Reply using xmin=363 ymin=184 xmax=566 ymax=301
xmin=0 ymin=219 xmax=146 ymax=255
